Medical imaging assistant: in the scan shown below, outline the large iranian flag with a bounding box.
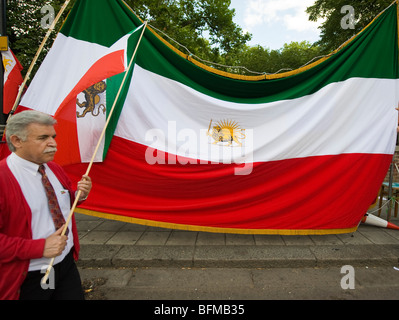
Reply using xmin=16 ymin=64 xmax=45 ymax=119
xmin=17 ymin=0 xmax=399 ymax=235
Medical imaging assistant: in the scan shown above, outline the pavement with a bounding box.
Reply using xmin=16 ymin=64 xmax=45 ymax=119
xmin=73 ymin=210 xmax=399 ymax=301
xmin=75 ymin=211 xmax=399 ymax=270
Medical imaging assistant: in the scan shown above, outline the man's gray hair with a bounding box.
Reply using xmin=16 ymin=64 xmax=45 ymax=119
xmin=5 ymin=110 xmax=57 ymax=152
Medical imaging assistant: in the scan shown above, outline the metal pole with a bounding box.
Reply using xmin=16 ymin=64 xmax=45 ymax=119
xmin=0 ymin=0 xmax=6 ymax=126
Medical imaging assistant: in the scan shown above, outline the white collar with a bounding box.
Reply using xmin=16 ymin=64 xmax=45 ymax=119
xmin=9 ymin=152 xmax=44 ymax=177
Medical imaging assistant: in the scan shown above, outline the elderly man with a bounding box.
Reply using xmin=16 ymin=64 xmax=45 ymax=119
xmin=0 ymin=110 xmax=92 ymax=300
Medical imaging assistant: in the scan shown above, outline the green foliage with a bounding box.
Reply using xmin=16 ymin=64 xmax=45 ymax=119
xmin=235 ymin=41 xmax=323 ymax=76
xmin=124 ymin=0 xmax=251 ymax=66
xmin=306 ymin=0 xmax=393 ymax=54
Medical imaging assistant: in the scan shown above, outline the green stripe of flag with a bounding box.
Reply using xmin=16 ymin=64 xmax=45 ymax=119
xmin=103 ymin=26 xmax=143 ymax=158
xmin=61 ymin=0 xmax=398 ymax=106
xmin=60 ymin=0 xmax=136 ymax=46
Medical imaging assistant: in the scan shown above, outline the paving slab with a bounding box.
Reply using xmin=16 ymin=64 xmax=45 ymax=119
xmin=309 ymin=245 xmax=399 ymax=267
xmin=193 ymin=245 xmax=317 ymax=268
xmin=78 ymin=244 xmax=122 ymax=268
xmin=112 ymin=245 xmax=196 ymax=268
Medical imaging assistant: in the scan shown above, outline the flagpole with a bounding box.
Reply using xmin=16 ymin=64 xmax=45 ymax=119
xmin=41 ymin=21 xmax=148 ymax=285
xmin=8 ymin=0 xmax=71 ymax=120
xmin=0 ymin=0 xmax=6 ymax=125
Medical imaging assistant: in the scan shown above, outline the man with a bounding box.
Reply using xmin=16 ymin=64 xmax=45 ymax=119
xmin=0 ymin=110 xmax=92 ymax=300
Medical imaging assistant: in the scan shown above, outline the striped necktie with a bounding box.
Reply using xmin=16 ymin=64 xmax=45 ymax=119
xmin=38 ymin=165 xmax=68 ymax=235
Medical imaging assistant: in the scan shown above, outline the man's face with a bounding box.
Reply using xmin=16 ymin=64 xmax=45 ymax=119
xmin=13 ymin=123 xmax=57 ymax=165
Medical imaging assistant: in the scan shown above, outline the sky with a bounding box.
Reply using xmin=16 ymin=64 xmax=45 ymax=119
xmin=229 ymin=0 xmax=323 ymax=50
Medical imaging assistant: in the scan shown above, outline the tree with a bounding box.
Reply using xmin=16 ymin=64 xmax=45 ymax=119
xmin=306 ymin=0 xmax=393 ymax=54
xmin=6 ymin=0 xmax=76 ymax=81
xmin=236 ymin=41 xmax=323 ymax=76
xmin=123 ymin=0 xmax=251 ymax=66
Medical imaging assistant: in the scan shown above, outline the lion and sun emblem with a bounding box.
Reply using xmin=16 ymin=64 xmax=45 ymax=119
xmin=76 ymin=81 xmax=107 ymax=118
xmin=207 ymin=119 xmax=246 ymax=147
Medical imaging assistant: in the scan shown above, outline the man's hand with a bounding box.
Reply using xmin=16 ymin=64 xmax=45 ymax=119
xmin=77 ymin=175 xmax=92 ymax=201
xmin=43 ymin=226 xmax=68 ymax=258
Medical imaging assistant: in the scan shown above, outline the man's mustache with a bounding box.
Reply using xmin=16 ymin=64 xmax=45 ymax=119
xmin=44 ymin=147 xmax=57 ymax=154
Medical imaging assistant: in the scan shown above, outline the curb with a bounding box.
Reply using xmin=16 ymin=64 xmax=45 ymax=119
xmin=77 ymin=244 xmax=399 ymax=269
